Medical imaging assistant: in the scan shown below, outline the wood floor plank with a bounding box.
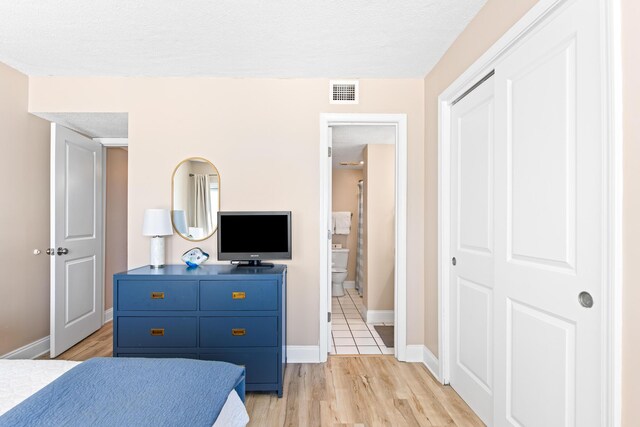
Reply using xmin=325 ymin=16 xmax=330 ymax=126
xmin=48 ymin=323 xmax=484 ymax=427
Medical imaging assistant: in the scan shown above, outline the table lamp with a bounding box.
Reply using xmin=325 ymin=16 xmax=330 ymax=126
xmin=143 ymin=209 xmax=173 ymax=268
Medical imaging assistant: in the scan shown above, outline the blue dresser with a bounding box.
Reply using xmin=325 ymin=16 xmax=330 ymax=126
xmin=113 ymin=264 xmax=287 ymax=397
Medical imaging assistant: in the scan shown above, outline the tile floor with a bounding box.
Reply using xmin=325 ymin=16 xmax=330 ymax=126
xmin=330 ymin=287 xmax=394 ymax=355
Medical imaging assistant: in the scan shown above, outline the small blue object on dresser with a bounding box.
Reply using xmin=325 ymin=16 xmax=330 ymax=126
xmin=181 ymin=247 xmax=209 ymax=267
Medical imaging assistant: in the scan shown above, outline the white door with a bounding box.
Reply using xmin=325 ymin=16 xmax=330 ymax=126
xmin=50 ymin=124 xmax=104 ymax=358
xmin=493 ymin=0 xmax=603 ymax=425
xmin=327 ymin=126 xmax=333 ymax=351
xmin=450 ymin=75 xmax=495 ymax=425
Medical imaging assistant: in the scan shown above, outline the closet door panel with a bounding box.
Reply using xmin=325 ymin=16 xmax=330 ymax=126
xmin=508 ymin=40 xmax=576 ymax=270
xmin=450 ymin=75 xmax=495 ymax=426
xmin=493 ymin=0 xmax=604 ymax=426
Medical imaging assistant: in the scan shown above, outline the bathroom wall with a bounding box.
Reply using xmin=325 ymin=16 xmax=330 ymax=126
xmin=362 ymin=144 xmax=395 ymax=314
xmin=332 ymin=168 xmax=363 ymax=282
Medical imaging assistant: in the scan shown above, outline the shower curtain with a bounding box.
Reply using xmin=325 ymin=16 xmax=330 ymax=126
xmin=355 ymin=180 xmax=364 ymax=295
xmin=190 ymin=174 xmax=213 ymax=236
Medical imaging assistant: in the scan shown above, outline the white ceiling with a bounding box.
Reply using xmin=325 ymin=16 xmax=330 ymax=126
xmin=33 ymin=112 xmax=128 ymax=138
xmin=332 ymin=125 xmax=395 ymax=169
xmin=0 ymin=0 xmax=486 ymax=78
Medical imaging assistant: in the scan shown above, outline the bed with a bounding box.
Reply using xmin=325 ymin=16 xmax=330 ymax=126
xmin=0 ymin=358 xmax=249 ymax=427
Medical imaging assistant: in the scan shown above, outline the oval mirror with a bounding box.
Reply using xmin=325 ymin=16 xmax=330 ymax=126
xmin=171 ymin=157 xmax=220 ymax=241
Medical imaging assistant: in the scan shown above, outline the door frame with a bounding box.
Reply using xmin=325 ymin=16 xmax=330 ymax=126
xmin=436 ymin=0 xmax=622 ymax=426
xmin=319 ymin=113 xmax=408 ymax=362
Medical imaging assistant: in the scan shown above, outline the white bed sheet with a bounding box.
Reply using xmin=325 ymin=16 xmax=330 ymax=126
xmin=0 ymin=360 xmax=249 ymax=427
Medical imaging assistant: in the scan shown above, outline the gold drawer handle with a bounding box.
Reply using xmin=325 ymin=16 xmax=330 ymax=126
xmin=150 ymin=328 xmax=165 ymax=336
xmin=151 ymin=292 xmax=165 ymax=299
xmin=232 ymin=292 xmax=246 ymax=300
xmin=231 ymin=328 xmax=246 ymax=336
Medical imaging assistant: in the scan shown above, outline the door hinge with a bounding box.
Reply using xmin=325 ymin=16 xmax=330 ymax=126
xmin=328 ymin=229 xmax=332 ymax=240
xmin=328 ymin=312 xmax=331 ymax=322
xmin=328 ymin=147 xmax=332 ymax=157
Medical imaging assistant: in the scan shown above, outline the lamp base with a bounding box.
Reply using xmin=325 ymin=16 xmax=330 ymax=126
xmin=149 ymin=236 xmax=166 ymax=268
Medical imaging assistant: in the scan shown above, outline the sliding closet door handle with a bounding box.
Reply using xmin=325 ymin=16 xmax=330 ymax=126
xmin=57 ymin=247 xmax=69 ymax=256
xmin=578 ymin=291 xmax=594 ymax=308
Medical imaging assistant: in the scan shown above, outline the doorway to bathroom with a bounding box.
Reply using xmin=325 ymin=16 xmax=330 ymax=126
xmin=319 ymin=114 xmax=408 ymax=361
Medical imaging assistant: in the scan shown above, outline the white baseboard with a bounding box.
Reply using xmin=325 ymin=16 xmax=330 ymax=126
xmin=2 ymin=307 xmax=113 ymax=360
xmin=104 ymin=307 xmax=113 ymax=324
xmin=405 ymin=345 xmax=441 ymax=382
xmin=405 ymin=344 xmax=424 ymax=362
xmin=343 ymin=281 xmax=355 ymax=289
xmin=422 ymin=346 xmax=440 ymax=382
xmin=286 ymin=346 xmax=321 ymax=363
xmin=1 ymin=336 xmax=50 ymax=360
xmin=365 ymin=309 xmax=394 ymax=324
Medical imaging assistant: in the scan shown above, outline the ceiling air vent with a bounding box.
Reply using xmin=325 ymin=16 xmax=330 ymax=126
xmin=330 ymin=80 xmax=359 ymax=104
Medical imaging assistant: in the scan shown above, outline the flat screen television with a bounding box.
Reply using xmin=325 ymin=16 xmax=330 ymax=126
xmin=217 ymin=211 xmax=291 ymax=266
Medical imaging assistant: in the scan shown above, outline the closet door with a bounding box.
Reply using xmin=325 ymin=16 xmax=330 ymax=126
xmin=493 ymin=0 xmax=603 ymax=425
xmin=450 ymin=75 xmax=495 ymax=425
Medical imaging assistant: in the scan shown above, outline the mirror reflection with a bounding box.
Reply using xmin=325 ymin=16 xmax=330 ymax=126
xmin=172 ymin=158 xmax=220 ymax=241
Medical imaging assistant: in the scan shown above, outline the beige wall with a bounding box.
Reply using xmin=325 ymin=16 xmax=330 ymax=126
xmin=363 ymin=144 xmax=395 ymax=312
xmin=331 ymin=169 xmax=362 ymax=281
xmin=0 ymin=62 xmax=51 ymax=356
xmin=104 ymin=148 xmax=128 ymax=310
xmin=622 ymin=0 xmax=639 ymax=424
xmin=423 ymin=0 xmax=539 ymax=355
xmin=29 ymin=77 xmax=425 ymax=346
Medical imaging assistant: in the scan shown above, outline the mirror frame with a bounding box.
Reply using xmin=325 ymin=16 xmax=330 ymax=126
xmin=171 ymin=157 xmax=221 ymax=242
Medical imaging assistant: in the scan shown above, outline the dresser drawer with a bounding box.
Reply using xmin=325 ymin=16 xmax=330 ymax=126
xmin=117 ymin=317 xmax=197 ymax=348
xmin=200 ymin=280 xmax=277 ymax=311
xmin=117 ymin=280 xmax=197 ymax=311
xmin=200 ymin=316 xmax=277 ymax=347
xmin=201 ymin=349 xmax=278 ymax=384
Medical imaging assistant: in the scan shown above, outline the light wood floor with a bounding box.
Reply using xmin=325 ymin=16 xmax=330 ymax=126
xmin=45 ymin=323 xmax=483 ymax=427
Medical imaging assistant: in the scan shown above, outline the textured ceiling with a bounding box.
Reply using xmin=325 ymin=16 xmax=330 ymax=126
xmin=0 ymin=0 xmax=486 ymax=78
xmin=33 ymin=112 xmax=128 ymax=138
xmin=332 ymin=125 xmax=395 ymax=169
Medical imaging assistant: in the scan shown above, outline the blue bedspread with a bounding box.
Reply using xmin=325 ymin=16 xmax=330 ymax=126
xmin=0 ymin=357 xmax=245 ymax=427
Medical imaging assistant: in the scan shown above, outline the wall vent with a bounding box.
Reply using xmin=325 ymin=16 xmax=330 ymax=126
xmin=330 ymin=80 xmax=359 ymax=104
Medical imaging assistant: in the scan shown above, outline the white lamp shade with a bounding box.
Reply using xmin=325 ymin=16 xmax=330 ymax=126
xmin=142 ymin=209 xmax=174 ymax=236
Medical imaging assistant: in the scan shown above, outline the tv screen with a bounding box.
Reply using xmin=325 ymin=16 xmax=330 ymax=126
xmin=218 ymin=211 xmax=291 ymax=263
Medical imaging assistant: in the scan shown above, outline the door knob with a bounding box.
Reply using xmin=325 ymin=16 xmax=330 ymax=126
xmin=578 ymin=291 xmax=594 ymax=308
xmin=451 ymin=257 xmax=457 ymax=266
xmin=45 ymin=248 xmax=55 ymax=256
xmin=57 ymin=247 xmax=69 ymax=256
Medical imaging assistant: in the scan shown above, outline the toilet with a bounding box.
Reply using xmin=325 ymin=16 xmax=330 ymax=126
xmin=331 ymin=248 xmax=349 ymax=297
